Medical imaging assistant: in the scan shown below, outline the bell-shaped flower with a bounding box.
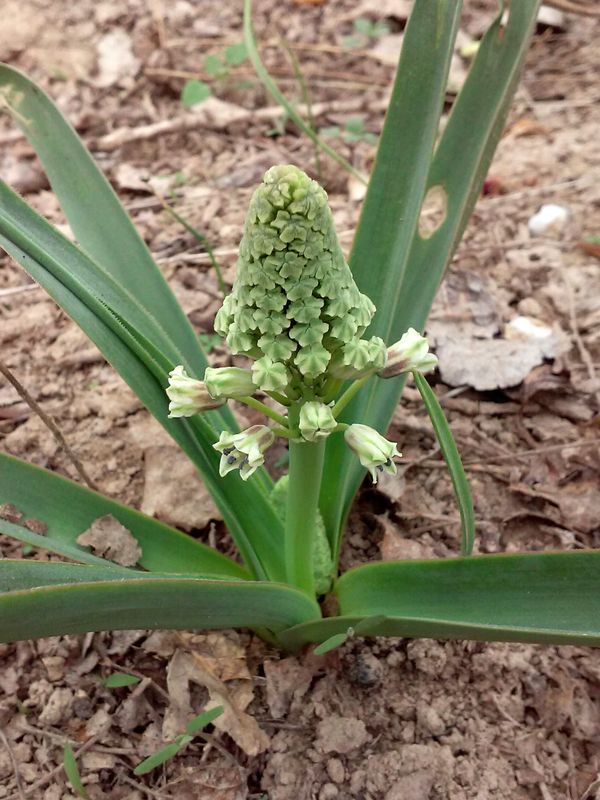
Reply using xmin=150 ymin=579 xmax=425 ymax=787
xmin=166 ymin=366 xmax=224 ymax=418
xmin=379 ymin=328 xmax=438 ymax=378
xmin=299 ymin=401 xmax=337 ymax=442
xmin=213 ymin=425 xmax=275 ymax=481
xmin=344 ymin=423 xmax=401 ymax=484
xmin=204 ymin=367 xmax=256 ymax=400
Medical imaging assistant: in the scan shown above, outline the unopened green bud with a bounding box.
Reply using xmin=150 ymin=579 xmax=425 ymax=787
xmin=213 ymin=425 xmax=274 ymax=481
xmin=378 ymin=328 xmax=438 ymax=378
xmin=204 ymin=367 xmax=256 ymax=400
xmin=213 ymin=165 xmax=376 ymax=394
xmin=330 ymin=336 xmax=387 ymax=380
xmin=344 ymin=423 xmax=400 ymax=484
xmin=299 ymin=401 xmax=337 ymax=442
xmin=166 ymin=366 xmax=224 ymax=418
xmin=251 ymin=356 xmax=291 ymax=393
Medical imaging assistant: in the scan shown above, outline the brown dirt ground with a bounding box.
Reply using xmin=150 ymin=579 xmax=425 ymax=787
xmin=1 ymin=1 xmax=600 ymax=798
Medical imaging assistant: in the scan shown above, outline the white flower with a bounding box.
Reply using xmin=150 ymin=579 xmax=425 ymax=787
xmin=204 ymin=366 xmax=256 ymax=400
xmin=213 ymin=425 xmax=275 ymax=481
xmin=166 ymin=366 xmax=224 ymax=418
xmin=344 ymin=424 xmax=400 ymax=483
xmin=299 ymin=401 xmax=337 ymax=442
xmin=378 ymin=328 xmax=438 ymax=378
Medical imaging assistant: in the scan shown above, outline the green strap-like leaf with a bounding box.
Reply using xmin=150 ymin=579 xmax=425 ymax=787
xmin=319 ymin=0 xmax=462 ymax=558
xmin=0 ymin=63 xmax=202 ymax=371
xmin=0 ymin=561 xmax=321 ymax=643
xmin=243 ymin=0 xmax=364 ymax=184
xmin=0 ymin=181 xmax=286 ymax=581
xmin=0 ymin=453 xmax=248 ymax=579
xmin=413 ymin=372 xmax=475 ymax=555
xmin=331 ymin=553 xmax=600 ymax=646
xmin=321 ymin=0 xmax=541 ymax=554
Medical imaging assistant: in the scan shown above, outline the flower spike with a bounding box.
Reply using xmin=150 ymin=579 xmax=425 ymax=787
xmin=344 ymin=424 xmax=401 ymax=484
xmin=166 ymin=366 xmax=224 ymax=418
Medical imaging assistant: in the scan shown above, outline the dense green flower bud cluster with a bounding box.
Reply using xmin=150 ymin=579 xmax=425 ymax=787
xmin=214 ymin=165 xmax=378 ymax=396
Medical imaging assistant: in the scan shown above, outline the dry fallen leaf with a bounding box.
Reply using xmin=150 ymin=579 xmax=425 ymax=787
xmin=96 ymin=29 xmax=140 ymax=87
xmin=76 ymin=514 xmax=141 ymax=566
xmin=164 ymin=648 xmax=269 ymax=755
xmin=436 ymin=333 xmax=569 ymax=391
xmin=264 ymin=658 xmax=314 ymax=718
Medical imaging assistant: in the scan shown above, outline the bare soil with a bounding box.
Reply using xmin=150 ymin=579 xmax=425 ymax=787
xmin=1 ymin=1 xmax=600 ymax=798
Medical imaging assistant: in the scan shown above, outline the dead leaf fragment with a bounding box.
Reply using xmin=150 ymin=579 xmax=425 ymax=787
xmin=264 ymin=658 xmax=314 ymax=718
xmin=437 ymin=332 xmax=569 ymax=391
xmin=76 ymin=514 xmax=142 ymax=566
xmin=96 ymin=29 xmax=140 ymax=87
xmin=165 ymin=648 xmax=269 ymax=755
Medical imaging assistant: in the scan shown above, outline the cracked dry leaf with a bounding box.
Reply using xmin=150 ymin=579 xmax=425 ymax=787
xmin=165 ymin=649 xmax=269 ymax=756
xmin=76 ymin=514 xmax=141 ymax=566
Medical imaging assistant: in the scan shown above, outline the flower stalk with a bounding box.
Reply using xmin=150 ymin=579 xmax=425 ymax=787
xmin=284 ymin=405 xmax=327 ymax=594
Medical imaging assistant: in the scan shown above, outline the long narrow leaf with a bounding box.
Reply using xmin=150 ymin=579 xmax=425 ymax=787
xmin=321 ymin=0 xmax=541 ymax=552
xmin=0 ymin=562 xmax=321 ymax=642
xmin=320 ymin=0 xmax=462 ymax=557
xmin=413 ymin=372 xmax=475 ymax=555
xmin=0 ymin=64 xmax=202 ymax=370
xmin=243 ymin=0 xmax=364 ymax=184
xmin=0 ymin=453 xmax=248 ymax=579
xmin=0 ymin=182 xmax=286 ymax=581
xmin=280 ymin=551 xmax=600 ymax=650
xmin=0 ymin=517 xmax=132 ymax=572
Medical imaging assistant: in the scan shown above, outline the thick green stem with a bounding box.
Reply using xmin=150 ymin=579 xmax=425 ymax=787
xmin=284 ymin=407 xmax=326 ymax=595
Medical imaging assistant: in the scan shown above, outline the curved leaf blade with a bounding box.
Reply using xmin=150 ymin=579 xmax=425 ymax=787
xmin=321 ymin=0 xmax=541 ymax=557
xmin=0 ymin=453 xmax=248 ymax=579
xmin=243 ymin=0 xmax=365 ymax=184
xmin=0 ymin=63 xmax=202 ymax=370
xmin=320 ymin=0 xmax=462 ymax=556
xmin=0 ymin=181 xmax=286 ymax=581
xmin=413 ymin=372 xmax=475 ymax=555
xmin=0 ymin=561 xmax=321 ymax=643
xmin=334 ymin=552 xmax=600 ymax=646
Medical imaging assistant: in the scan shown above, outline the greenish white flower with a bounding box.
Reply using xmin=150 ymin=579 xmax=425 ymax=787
xmin=166 ymin=366 xmax=224 ymax=418
xmin=379 ymin=328 xmax=438 ymax=378
xmin=204 ymin=367 xmax=256 ymax=400
xmin=299 ymin=401 xmax=337 ymax=442
xmin=344 ymin=423 xmax=401 ymax=483
xmin=213 ymin=425 xmax=275 ymax=481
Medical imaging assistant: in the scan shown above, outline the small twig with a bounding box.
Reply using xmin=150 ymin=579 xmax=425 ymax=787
xmin=89 ymin=97 xmax=388 ymax=152
xmin=0 ymin=729 xmax=26 ymax=800
xmin=0 ymin=359 xmax=97 ymax=491
xmin=564 ymin=272 xmax=597 ymax=384
xmin=119 ymin=773 xmax=169 ymax=800
xmin=0 ymin=284 xmax=41 ymax=298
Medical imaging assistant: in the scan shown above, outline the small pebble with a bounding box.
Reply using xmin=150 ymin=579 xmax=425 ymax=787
xmin=347 ymin=652 xmax=383 ymax=688
xmin=528 ymin=203 xmax=569 ymax=236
